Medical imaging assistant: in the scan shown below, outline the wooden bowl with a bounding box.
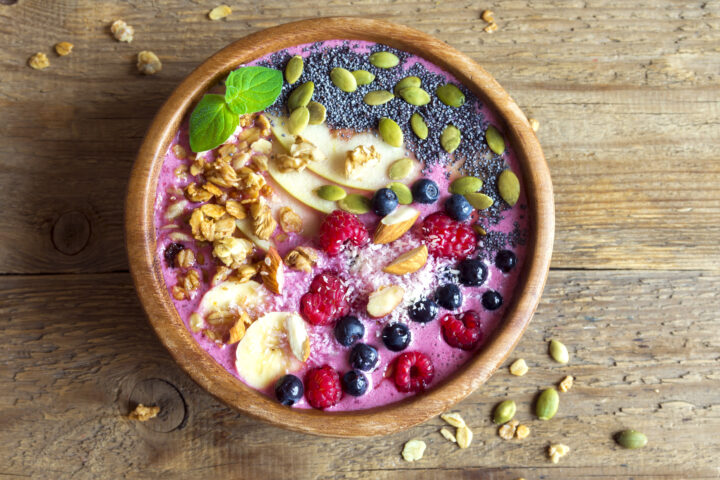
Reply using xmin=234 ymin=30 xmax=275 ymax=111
xmin=126 ymin=17 xmax=554 ymax=437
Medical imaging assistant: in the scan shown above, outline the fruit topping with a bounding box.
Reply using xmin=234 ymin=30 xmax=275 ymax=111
xmin=421 ymin=212 xmax=476 ymax=259
xmin=318 ymin=210 xmax=369 ymax=256
xmin=350 ymin=343 xmax=379 ymax=371
xmin=275 ymin=374 xmax=304 ymax=406
xmin=334 ymin=315 xmax=365 ymax=347
xmin=408 ymin=298 xmax=439 ymax=324
xmin=394 ymin=351 xmax=435 ymax=393
xmin=440 ymin=311 xmax=483 ymax=350
xmin=444 ymin=193 xmax=473 ymax=221
xmin=383 ymin=245 xmax=428 ymax=275
xmin=436 ymin=283 xmax=463 ymax=310
xmin=482 ymin=290 xmax=503 ymax=311
xmin=342 ymin=370 xmax=369 ymax=396
xmin=367 ymin=285 xmax=405 ymax=318
xmin=300 ymin=272 xmax=350 ymax=326
xmin=260 ymin=247 xmax=284 ymax=294
xmin=411 ymin=178 xmax=439 ymax=204
xmin=373 ymin=206 xmax=420 ymax=245
xmin=164 ymin=242 xmax=185 ymax=267
xmin=285 ymin=313 xmax=311 ymax=362
xmin=372 ymin=187 xmax=399 ymax=216
xmin=495 ymin=249 xmax=517 ymax=273
xmin=304 ymin=365 xmax=343 ymax=409
xmin=382 ymin=323 xmax=411 ymax=351
xmin=459 ymin=258 xmax=488 ymax=286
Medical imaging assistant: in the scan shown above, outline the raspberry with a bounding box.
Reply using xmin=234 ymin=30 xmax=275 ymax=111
xmin=393 ymin=351 xmax=435 ymax=393
xmin=304 ymin=365 xmax=342 ymax=409
xmin=318 ymin=210 xmax=369 ymax=256
xmin=300 ymin=272 xmax=350 ymax=325
xmin=440 ymin=311 xmax=484 ymax=350
xmin=421 ymin=212 xmax=476 ymax=259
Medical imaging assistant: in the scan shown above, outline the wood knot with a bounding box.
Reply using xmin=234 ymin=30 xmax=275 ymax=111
xmin=128 ymin=378 xmax=187 ymax=432
xmin=51 ymin=211 xmax=91 ymax=255
xmin=0 ymin=0 xmax=19 ymax=5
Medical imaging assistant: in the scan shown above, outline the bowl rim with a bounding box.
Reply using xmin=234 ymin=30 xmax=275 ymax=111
xmin=125 ymin=17 xmax=554 ymax=437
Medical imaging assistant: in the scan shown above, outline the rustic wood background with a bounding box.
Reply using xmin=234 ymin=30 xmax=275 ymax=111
xmin=1 ymin=1 xmax=719 ymax=478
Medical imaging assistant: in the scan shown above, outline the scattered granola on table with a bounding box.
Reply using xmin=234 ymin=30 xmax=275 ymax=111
xmin=137 ymin=51 xmax=162 ymax=75
xmin=110 ymin=19 xmax=134 ymax=43
xmin=54 ymin=42 xmax=73 ymax=56
xmin=28 ymin=52 xmax=49 ymax=70
xmin=128 ymin=404 xmax=160 ymax=421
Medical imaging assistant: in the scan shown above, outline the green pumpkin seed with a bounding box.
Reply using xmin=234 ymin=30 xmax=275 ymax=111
xmin=378 ymin=117 xmax=403 ymax=147
xmin=536 ymin=388 xmax=559 ymax=420
xmin=307 ymin=101 xmax=326 ymax=125
xmin=369 ymin=51 xmax=399 ymax=69
xmin=615 ymin=430 xmax=648 ymax=450
xmin=338 ymin=194 xmax=371 ymax=214
xmin=399 ymin=87 xmax=431 ymax=106
xmin=330 ymin=67 xmax=357 ymax=93
xmin=287 ymin=81 xmax=314 ymax=111
xmin=449 ymin=176 xmax=483 ymax=195
xmin=410 ymin=113 xmax=428 ymax=140
xmin=387 ymin=182 xmax=412 ymax=205
xmin=549 ymin=339 xmax=569 ymax=364
xmin=352 ymin=69 xmax=375 ymax=85
xmin=394 ymin=76 xmax=421 ymax=95
xmin=465 ymin=192 xmax=494 ymax=210
xmin=388 ymin=158 xmax=414 ymax=180
xmin=497 ymin=169 xmax=520 ymax=206
xmin=436 ymin=84 xmax=465 ymax=107
xmin=316 ymin=185 xmax=347 ymax=201
xmin=486 ymin=125 xmax=506 ymax=154
xmin=493 ymin=400 xmax=517 ymax=424
xmin=364 ymin=90 xmax=395 ymax=106
xmin=440 ymin=125 xmax=461 ymax=153
xmin=287 ymin=106 xmax=309 ymax=135
xmin=284 ymin=55 xmax=303 ymax=84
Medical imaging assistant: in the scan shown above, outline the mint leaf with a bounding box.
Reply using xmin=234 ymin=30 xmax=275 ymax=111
xmin=189 ymin=94 xmax=239 ymax=152
xmin=224 ymin=66 xmax=282 ymax=115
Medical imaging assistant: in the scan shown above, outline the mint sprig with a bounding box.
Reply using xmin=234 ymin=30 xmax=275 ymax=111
xmin=189 ymin=66 xmax=282 ymax=152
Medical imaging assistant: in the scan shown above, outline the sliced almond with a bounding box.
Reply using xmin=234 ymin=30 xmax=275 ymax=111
xmin=228 ymin=318 xmax=246 ymax=344
xmin=260 ymin=247 xmax=284 ymax=294
xmin=285 ymin=313 xmax=310 ymax=362
xmin=373 ymin=206 xmax=420 ymax=244
xmin=440 ymin=412 xmax=466 ymax=428
xmin=366 ymin=285 xmax=405 ymax=318
xmin=456 ymin=425 xmax=473 ymax=449
xmin=383 ymin=245 xmax=428 ymax=275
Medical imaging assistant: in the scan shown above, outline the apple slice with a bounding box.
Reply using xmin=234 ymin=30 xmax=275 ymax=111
xmin=267 ymin=158 xmax=337 ymax=214
xmin=367 ymin=285 xmax=405 ymax=318
xmin=235 ymin=218 xmax=272 ymax=251
xmin=373 ymin=206 xmax=420 ymax=244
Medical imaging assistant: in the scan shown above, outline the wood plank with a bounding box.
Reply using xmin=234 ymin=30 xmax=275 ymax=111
xmin=0 ymin=1 xmax=719 ymax=273
xmin=1 ymin=270 xmax=718 ymax=478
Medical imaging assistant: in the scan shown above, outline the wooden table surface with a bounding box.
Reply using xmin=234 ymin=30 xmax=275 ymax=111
xmin=1 ymin=1 xmax=719 ymax=478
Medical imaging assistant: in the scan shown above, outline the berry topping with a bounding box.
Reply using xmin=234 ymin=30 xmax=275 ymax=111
xmin=274 ymin=374 xmax=304 ymax=406
xmin=440 ymin=311 xmax=484 ymax=350
xmin=382 ymin=323 xmax=411 ymax=351
xmin=318 ymin=210 xmax=369 ymax=256
xmin=164 ymin=242 xmax=185 ymax=267
xmin=350 ymin=343 xmax=379 ymax=371
xmin=459 ymin=258 xmax=488 ymax=286
xmin=482 ymin=290 xmax=503 ymax=311
xmin=421 ymin=212 xmax=477 ymax=259
xmin=372 ymin=188 xmax=399 ymax=216
xmin=411 ymin=178 xmax=439 ymax=204
xmin=495 ymin=249 xmax=517 ymax=273
xmin=436 ymin=284 xmax=463 ymax=310
xmin=444 ymin=194 xmax=473 ymax=221
xmin=408 ymin=299 xmax=439 ymax=324
xmin=300 ymin=272 xmax=350 ymax=326
xmin=342 ymin=370 xmax=369 ymax=396
xmin=304 ymin=365 xmax=342 ymax=409
xmin=394 ymin=351 xmax=435 ymax=393
xmin=334 ymin=315 xmax=365 ymax=347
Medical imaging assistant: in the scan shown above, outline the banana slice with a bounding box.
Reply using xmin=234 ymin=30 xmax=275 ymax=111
xmin=197 ymin=280 xmax=265 ymax=317
xmin=235 ymin=311 xmax=310 ymax=389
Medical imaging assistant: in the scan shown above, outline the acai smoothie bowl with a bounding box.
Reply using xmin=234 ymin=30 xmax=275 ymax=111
xmin=126 ymin=18 xmax=554 ymax=437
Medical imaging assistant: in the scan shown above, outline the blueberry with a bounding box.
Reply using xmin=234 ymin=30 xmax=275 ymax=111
xmin=350 ymin=343 xmax=379 ymax=371
xmin=459 ymin=258 xmax=488 ymax=286
xmin=408 ymin=299 xmax=439 ymax=323
xmin=444 ymin=194 xmax=473 ymax=221
xmin=342 ymin=370 xmax=369 ymax=396
xmin=274 ymin=374 xmax=304 ymax=406
xmin=482 ymin=290 xmax=503 ymax=311
xmin=382 ymin=323 xmax=411 ymax=351
xmin=495 ymin=250 xmax=517 ymax=273
xmin=411 ymin=178 xmax=439 ymax=204
xmin=372 ymin=188 xmax=399 ymax=216
xmin=164 ymin=242 xmax=185 ymax=267
xmin=436 ymin=283 xmax=463 ymax=310
xmin=334 ymin=315 xmax=365 ymax=346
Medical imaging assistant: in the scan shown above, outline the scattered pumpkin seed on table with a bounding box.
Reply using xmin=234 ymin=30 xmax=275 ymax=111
xmin=615 ymin=429 xmax=648 ymax=449
xmin=449 ymin=176 xmax=483 ymax=195
xmin=399 ymin=86 xmax=431 ymax=106
xmin=536 ymin=388 xmax=560 ymax=420
xmin=486 ymin=125 xmax=506 ymax=154
xmin=436 ymin=84 xmax=465 ymax=107
xmin=363 ymin=90 xmax=395 ymax=106
xmin=352 ymin=69 xmax=375 ymax=85
xmin=307 ymin=101 xmax=326 ymax=125
xmin=287 ymin=81 xmax=314 ymax=110
xmin=387 ymin=182 xmax=412 ymax=204
xmin=338 ymin=194 xmax=371 ymax=214
xmin=369 ymin=51 xmax=399 ymax=68
xmin=549 ymin=339 xmax=570 ymax=364
xmin=497 ymin=169 xmax=520 ymax=206
xmin=316 ymin=185 xmax=347 ymax=201
xmin=493 ymin=400 xmax=517 ymax=424
xmin=388 ymin=158 xmax=414 ymax=180
xmin=330 ymin=67 xmax=357 ymax=92
xmin=440 ymin=125 xmax=461 ymax=153
xmin=287 ymin=106 xmax=309 ymax=135
xmin=410 ymin=113 xmax=428 ymax=140
xmin=284 ymin=55 xmax=303 ymax=84
xmin=378 ymin=117 xmax=403 ymax=147
xmin=394 ymin=76 xmax=421 ymax=95
xmin=465 ymin=192 xmax=494 ymax=210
